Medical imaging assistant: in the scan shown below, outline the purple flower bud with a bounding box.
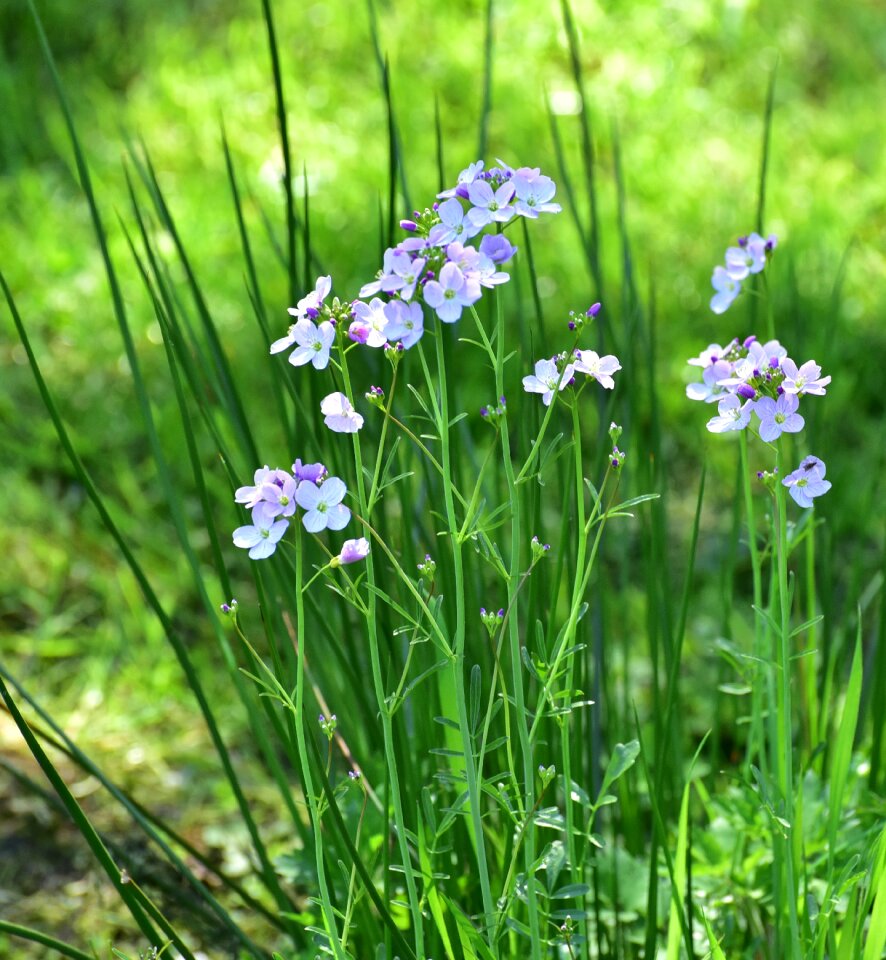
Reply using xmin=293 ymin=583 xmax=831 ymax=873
xmin=738 ymin=236 xmax=748 ymax=248
xmin=338 ymin=537 xmax=370 ymax=565
xmin=306 ymin=307 xmax=320 ymax=319
xmin=776 ymin=384 xmax=784 ymax=395
xmin=497 ymin=609 xmax=504 ymax=618
xmin=348 ymin=320 xmax=371 ymax=344
xmin=757 ymin=471 xmax=764 ymax=479
xmin=480 ymin=406 xmax=489 ymax=417
xmin=400 ymin=219 xmax=418 ymax=232
xmin=499 ymin=396 xmax=506 ymax=406
xmin=743 ymin=335 xmax=757 ymax=348
xmin=737 ymin=384 xmax=756 ymax=400
xmin=769 ymin=356 xmax=780 ymax=369
xmin=568 ymin=321 xmax=576 ymax=330
xmin=586 ymin=302 xmax=602 ymax=317
xmin=292 ymin=459 xmax=327 ymax=484
xmin=480 ymin=607 xmax=487 ymax=616
xmin=432 ymin=201 xmax=440 ymax=210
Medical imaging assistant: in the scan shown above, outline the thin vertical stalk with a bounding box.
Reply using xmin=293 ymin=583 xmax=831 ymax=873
xmin=431 ymin=329 xmax=496 ymax=935
xmin=774 ymin=446 xmax=802 ymax=958
xmin=740 ymin=431 xmax=766 ymax=775
xmin=493 ymin=294 xmax=543 ymax=958
xmin=293 ymin=526 xmax=347 ymax=959
xmin=337 ymin=346 xmax=426 ymax=956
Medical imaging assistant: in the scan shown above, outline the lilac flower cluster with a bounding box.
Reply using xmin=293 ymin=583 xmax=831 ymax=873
xmin=232 ymin=461 xmax=370 ymax=561
xmin=523 ymin=308 xmax=622 ymax=406
xmin=269 ymin=159 xmax=560 ymax=376
xmin=687 ymin=335 xmax=833 ymax=507
xmin=709 ymin=232 xmax=778 ymax=314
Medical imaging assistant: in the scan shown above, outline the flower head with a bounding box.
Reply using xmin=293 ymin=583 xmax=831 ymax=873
xmin=233 ymin=502 xmax=289 ymax=559
xmin=755 ymin=393 xmax=804 ymax=442
xmin=422 ymin=262 xmax=481 ymax=323
xmin=710 ymin=266 xmax=741 ymax=314
xmin=573 ymin=350 xmax=621 ymax=389
xmin=522 ymin=357 xmax=575 ymax=407
xmin=272 ymin=317 xmax=336 ymax=370
xmin=382 ymin=300 xmax=424 ymax=349
xmin=479 ymin=234 xmax=517 ymax=264
xmin=351 ymin=298 xmax=392 ymax=348
xmin=428 ymin=197 xmax=483 ymax=246
xmin=335 ymin=537 xmax=371 ymax=565
xmin=466 ymin=180 xmax=516 ymax=229
xmin=780 ymin=358 xmax=831 ymax=396
xmin=706 ymin=394 xmax=752 ymax=433
xmin=511 ymin=173 xmax=561 ymax=218
xmin=295 ymin=476 xmax=351 ymax=533
xmin=321 ymin=392 xmax=364 ymax=433
xmin=782 ymin=456 xmax=831 ymax=507
xmin=292 ymin=459 xmax=327 ymax=484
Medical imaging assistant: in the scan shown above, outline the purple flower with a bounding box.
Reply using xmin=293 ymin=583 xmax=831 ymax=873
xmin=348 ymin=319 xmax=372 ymax=344
xmin=380 ymin=252 xmax=426 ymax=301
xmin=351 ymin=298 xmax=392 ymax=348
xmin=271 ymin=318 xmax=336 ymax=370
xmin=259 ymin=474 xmax=298 ymax=518
xmin=286 ymin=275 xmax=332 ymax=320
xmin=233 ymin=502 xmax=289 ymax=560
xmin=706 ymin=394 xmax=752 ymax=433
xmin=511 ymin=173 xmax=561 ymax=218
xmin=573 ymin=350 xmax=621 ymax=389
xmin=382 ymin=300 xmax=424 ymax=348
xmin=337 ymin=537 xmax=370 ymax=565
xmin=782 ymin=456 xmax=831 ymax=508
xmin=234 ymin=465 xmax=291 ymax=508
xmin=710 ymin=266 xmax=741 ymax=314
xmin=725 ymin=234 xmax=767 ymax=280
xmin=780 ymin=358 xmax=831 ymax=396
xmin=295 ymin=476 xmax=351 ymax=533
xmin=437 ymin=161 xmax=485 ymax=199
xmin=686 ymin=360 xmax=732 ymax=403
xmin=321 ymin=392 xmax=364 ymax=433
xmin=465 ymin=180 xmax=516 ymax=229
xmin=688 ymin=343 xmax=731 ymax=368
xmin=422 ymin=262 xmax=481 ymax=323
xmin=292 ymin=459 xmax=327 ymax=484
xmin=522 ymin=357 xmax=576 ymax=406
xmin=755 ymin=393 xmax=804 ymax=442
xmin=428 ymin=198 xmax=482 ymax=246
xmin=479 ymin=234 xmax=517 ymax=264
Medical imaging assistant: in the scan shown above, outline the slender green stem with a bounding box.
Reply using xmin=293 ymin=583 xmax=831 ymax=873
xmin=293 ymin=524 xmax=347 ymax=959
xmin=338 ymin=342 xmax=426 ymax=956
xmin=426 ymin=330 xmax=496 ymax=936
xmin=491 ymin=293 xmax=543 ymax=959
xmin=774 ymin=445 xmax=801 ymax=958
xmin=739 ymin=431 xmax=767 ymax=776
xmin=368 ymin=364 xmax=398 ymax=513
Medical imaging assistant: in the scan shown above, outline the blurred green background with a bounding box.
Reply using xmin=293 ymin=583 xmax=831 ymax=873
xmin=2 ymin=0 xmax=885 ymax=951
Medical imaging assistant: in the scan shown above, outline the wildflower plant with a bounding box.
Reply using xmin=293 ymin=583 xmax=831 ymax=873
xmin=4 ymin=9 xmax=882 ymax=960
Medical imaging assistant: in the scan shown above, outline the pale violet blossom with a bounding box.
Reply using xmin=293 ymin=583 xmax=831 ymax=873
xmin=336 ymin=537 xmax=371 ymax=565
xmin=428 ymin=198 xmax=483 ymax=246
xmin=710 ymin=266 xmax=741 ymax=314
xmin=296 ymin=476 xmax=351 ymax=533
xmin=706 ymin=394 xmax=752 ymax=433
xmin=423 ymin=262 xmax=481 ymax=323
xmin=287 ymin=275 xmax=332 ymax=320
xmin=755 ymin=393 xmax=804 ymax=442
xmin=437 ymin=161 xmax=485 ymax=199
xmin=686 ymin=360 xmax=732 ymax=403
xmin=233 ymin=502 xmax=289 ymax=560
xmin=351 ymin=298 xmax=391 ymax=348
xmin=522 ymin=357 xmax=575 ymax=407
xmin=688 ymin=343 xmax=733 ymax=368
xmin=725 ymin=234 xmax=767 ymax=280
xmin=780 ymin=358 xmax=831 ymax=396
xmin=321 ymin=392 xmax=364 ymax=433
xmin=259 ymin=474 xmax=298 ymax=518
xmin=573 ymin=350 xmax=621 ymax=389
xmin=234 ymin=466 xmax=290 ymax=508
xmin=512 ymin=173 xmax=561 ymax=218
xmin=271 ymin=318 xmax=335 ymax=370
xmin=782 ymin=456 xmax=831 ymax=508
xmin=466 ymin=180 xmax=516 ymax=229
xmin=383 ymin=300 xmax=424 ymax=349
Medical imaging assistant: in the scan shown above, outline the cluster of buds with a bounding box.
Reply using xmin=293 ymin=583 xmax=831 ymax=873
xmin=537 ymin=763 xmax=556 ymax=787
xmin=567 ymin=301 xmax=602 ymax=332
xmin=530 ymin=536 xmax=551 ymax=561
xmin=318 ymin=714 xmax=337 ymax=740
xmin=220 ymin=598 xmax=239 ymax=618
xmin=365 ymin=384 xmax=385 ymax=409
xmin=480 ymin=395 xmax=507 ymax=427
xmin=416 ymin=554 xmax=436 ymax=581
xmin=480 ymin=607 xmax=505 ymax=637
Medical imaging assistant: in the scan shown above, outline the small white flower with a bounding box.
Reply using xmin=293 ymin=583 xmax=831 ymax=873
xmin=321 ymin=392 xmax=364 ymax=433
xmin=295 ymin=477 xmax=351 ymax=533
